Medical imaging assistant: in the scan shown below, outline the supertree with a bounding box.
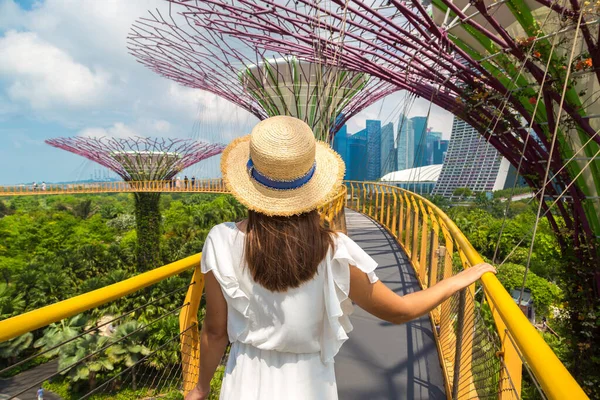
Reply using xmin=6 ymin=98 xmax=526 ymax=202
xmin=46 ymin=136 xmax=225 ymax=271
xmin=144 ymin=0 xmax=600 ymax=393
xmin=127 ymin=7 xmax=399 ymax=144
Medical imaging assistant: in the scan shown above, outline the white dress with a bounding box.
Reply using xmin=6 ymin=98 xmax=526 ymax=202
xmin=201 ymin=222 xmax=379 ymax=400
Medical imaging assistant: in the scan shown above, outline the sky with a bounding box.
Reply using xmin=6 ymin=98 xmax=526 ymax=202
xmin=0 ymin=0 xmax=453 ymax=185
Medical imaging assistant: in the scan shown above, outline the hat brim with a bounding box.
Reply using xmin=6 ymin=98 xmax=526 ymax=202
xmin=221 ymin=135 xmax=345 ymax=216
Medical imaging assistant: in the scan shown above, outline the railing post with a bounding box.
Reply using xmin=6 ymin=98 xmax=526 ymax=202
xmin=385 ymin=187 xmax=391 ymax=228
xmin=437 ymin=241 xmax=456 ymax=392
xmin=427 ymin=225 xmax=438 ymax=289
xmin=418 ymin=201 xmax=429 ymax=283
xmin=391 ymin=190 xmax=398 ymax=237
xmin=403 ymin=194 xmax=411 ymax=251
xmin=361 ymin=183 xmax=367 ymax=214
xmin=368 ymin=184 xmax=373 ymax=216
xmin=457 ymin=283 xmax=475 ymax=399
xmin=411 ymin=202 xmax=419 ymax=266
xmin=398 ymin=193 xmax=405 ymax=240
xmin=379 ymin=187 xmax=385 ymax=223
xmin=488 ymin=297 xmax=523 ymax=399
xmin=452 ymin=288 xmax=467 ymax=400
xmin=180 ymin=263 xmax=205 ymax=395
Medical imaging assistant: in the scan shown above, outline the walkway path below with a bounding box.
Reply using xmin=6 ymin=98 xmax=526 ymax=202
xmin=335 ymin=210 xmax=445 ymax=400
xmin=0 ymin=360 xmax=60 ymax=400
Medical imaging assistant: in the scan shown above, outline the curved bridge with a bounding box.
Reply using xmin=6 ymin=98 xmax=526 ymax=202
xmin=0 ymin=182 xmax=587 ymax=399
xmin=0 ymin=179 xmax=229 ymax=196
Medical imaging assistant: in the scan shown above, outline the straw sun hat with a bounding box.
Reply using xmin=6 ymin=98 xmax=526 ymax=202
xmin=221 ymin=116 xmax=345 ymax=216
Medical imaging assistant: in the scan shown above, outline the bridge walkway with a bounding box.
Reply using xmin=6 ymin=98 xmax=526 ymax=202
xmin=337 ymin=209 xmax=445 ymax=400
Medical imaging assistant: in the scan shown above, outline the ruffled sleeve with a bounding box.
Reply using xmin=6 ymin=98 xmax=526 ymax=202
xmin=201 ymin=224 xmax=251 ymax=341
xmin=321 ymin=233 xmax=379 ymax=363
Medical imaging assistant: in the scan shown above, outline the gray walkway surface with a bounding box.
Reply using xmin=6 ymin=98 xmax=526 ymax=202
xmin=0 ymin=360 xmax=60 ymax=400
xmin=335 ymin=210 xmax=446 ymax=400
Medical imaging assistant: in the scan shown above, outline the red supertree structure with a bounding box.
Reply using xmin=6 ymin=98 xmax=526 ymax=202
xmin=138 ymin=0 xmax=600 ymax=393
xmin=46 ymin=136 xmax=225 ymax=271
xmin=45 ymin=136 xmax=224 ymax=181
xmin=127 ymin=7 xmax=398 ymax=144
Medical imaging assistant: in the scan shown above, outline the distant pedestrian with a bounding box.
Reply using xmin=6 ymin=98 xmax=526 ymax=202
xmin=37 ymin=387 xmax=44 ymax=400
xmin=33 ymin=182 xmax=38 ymax=191
xmin=169 ymin=178 xmax=174 ymax=189
xmin=41 ymin=181 xmax=46 ymax=191
xmin=176 ymin=176 xmax=181 ymax=189
xmin=184 ymin=175 xmax=189 ymax=189
xmin=191 ymin=176 xmax=196 ymax=189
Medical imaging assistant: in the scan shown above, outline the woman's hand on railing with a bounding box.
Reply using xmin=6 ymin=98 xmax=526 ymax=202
xmin=452 ymin=262 xmax=497 ymax=290
xmin=185 ymin=386 xmax=210 ymax=400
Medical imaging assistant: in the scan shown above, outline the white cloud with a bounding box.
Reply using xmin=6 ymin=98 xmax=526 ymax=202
xmin=0 ymin=0 xmax=26 ymax=30
xmin=153 ymin=119 xmax=171 ymax=133
xmin=166 ymin=83 xmax=255 ymax=123
xmin=0 ymin=30 xmax=110 ymax=109
xmin=78 ymin=122 xmax=138 ymax=139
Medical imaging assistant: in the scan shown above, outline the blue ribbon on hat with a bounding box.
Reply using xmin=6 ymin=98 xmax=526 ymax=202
xmin=247 ymin=159 xmax=316 ymax=190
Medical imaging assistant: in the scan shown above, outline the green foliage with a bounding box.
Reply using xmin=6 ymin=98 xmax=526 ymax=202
xmin=0 ymin=192 xmax=245 ymax=395
xmin=492 ymin=186 xmax=532 ymax=199
xmin=59 ymin=334 xmax=114 ymax=389
xmin=447 ymin=203 xmax=561 ymax=280
xmin=0 ymin=281 xmax=25 ymax=319
xmin=496 ymin=262 xmax=562 ymax=317
xmin=452 ymin=187 xmax=473 ymax=198
xmin=0 ymin=332 xmax=33 ymax=364
xmin=34 ymin=315 xmax=88 ymax=358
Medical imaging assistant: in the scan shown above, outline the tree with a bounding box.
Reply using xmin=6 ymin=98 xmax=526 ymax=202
xmin=453 ymin=187 xmax=473 ymax=199
xmin=0 ymin=333 xmax=33 ymax=365
xmin=496 ymin=262 xmax=562 ymax=318
xmin=106 ymin=321 xmax=150 ymax=390
xmin=59 ymin=334 xmax=114 ymax=391
xmin=0 ymin=282 xmax=25 ymax=319
xmin=34 ymin=315 xmax=88 ymax=358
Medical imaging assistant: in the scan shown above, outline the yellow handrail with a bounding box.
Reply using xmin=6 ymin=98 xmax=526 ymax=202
xmin=0 ymin=253 xmax=200 ymax=342
xmin=344 ymin=181 xmax=587 ymax=400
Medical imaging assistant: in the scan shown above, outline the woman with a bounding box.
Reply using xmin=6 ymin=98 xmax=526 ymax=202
xmin=185 ymin=116 xmax=495 ymax=400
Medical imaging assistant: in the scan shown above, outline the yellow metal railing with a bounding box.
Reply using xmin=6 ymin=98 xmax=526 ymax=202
xmin=345 ymin=181 xmax=587 ymax=400
xmin=0 ymin=254 xmax=201 ymax=343
xmin=0 ymin=179 xmax=229 ymax=196
xmin=2 ymin=180 xmax=583 ymax=398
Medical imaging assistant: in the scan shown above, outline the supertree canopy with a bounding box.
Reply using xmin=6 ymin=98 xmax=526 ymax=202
xmin=127 ymin=8 xmax=398 ymax=143
xmin=45 ymin=136 xmax=224 ymax=181
xmin=46 ymin=136 xmax=224 ymax=271
xmin=145 ymin=0 xmax=600 ymax=393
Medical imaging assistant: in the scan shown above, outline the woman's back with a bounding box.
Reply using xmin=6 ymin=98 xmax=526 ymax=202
xmin=201 ymin=222 xmax=378 ymax=361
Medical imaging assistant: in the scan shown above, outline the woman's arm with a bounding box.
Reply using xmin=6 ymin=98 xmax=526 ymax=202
xmin=185 ymin=271 xmax=229 ymax=400
xmin=349 ymin=262 xmax=496 ymax=324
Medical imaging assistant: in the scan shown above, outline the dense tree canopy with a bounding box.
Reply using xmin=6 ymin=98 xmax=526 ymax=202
xmin=0 ymin=193 xmax=246 ymax=397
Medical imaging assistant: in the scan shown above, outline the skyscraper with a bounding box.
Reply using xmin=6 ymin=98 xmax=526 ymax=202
xmin=380 ymin=122 xmax=395 ymax=176
xmin=366 ymin=120 xmax=381 ymax=181
xmin=333 ymin=125 xmax=350 ymax=179
xmin=432 ymin=139 xmax=449 ymax=164
xmin=396 ymin=115 xmax=414 ymax=171
xmin=433 ymin=117 xmax=510 ymax=197
xmin=347 ymin=129 xmax=368 ymax=181
xmin=411 ymin=116 xmax=428 ymax=167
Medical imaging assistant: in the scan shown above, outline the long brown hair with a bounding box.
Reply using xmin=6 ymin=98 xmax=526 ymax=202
xmin=244 ymin=209 xmax=334 ymax=292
